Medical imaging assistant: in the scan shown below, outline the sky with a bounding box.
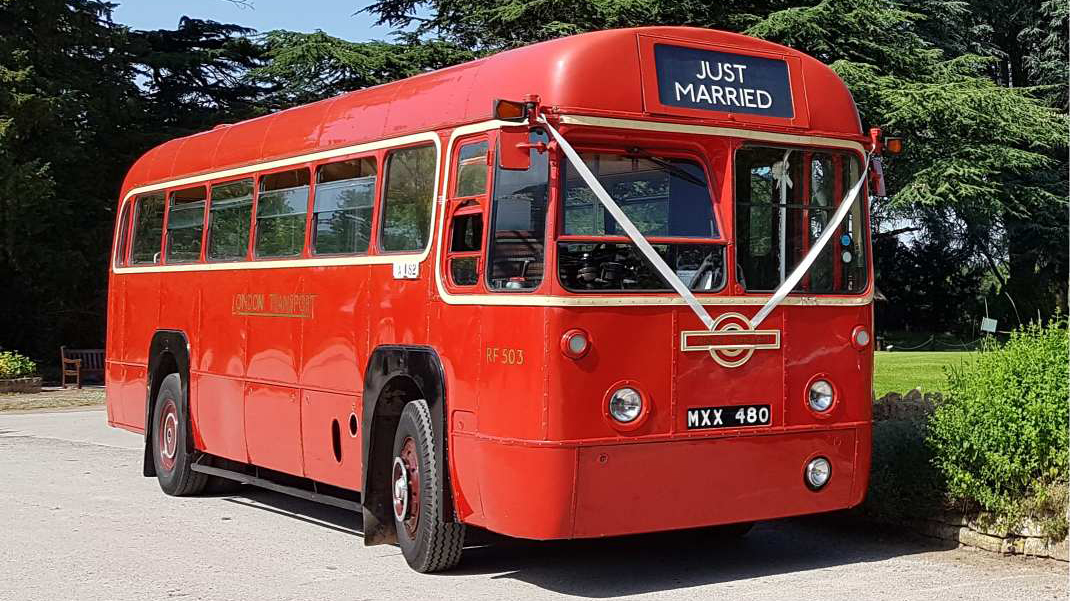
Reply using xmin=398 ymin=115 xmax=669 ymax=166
xmin=111 ymin=0 xmax=401 ymax=42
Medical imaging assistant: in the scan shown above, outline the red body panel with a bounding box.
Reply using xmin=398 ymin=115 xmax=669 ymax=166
xmin=106 ymin=27 xmax=873 ymax=540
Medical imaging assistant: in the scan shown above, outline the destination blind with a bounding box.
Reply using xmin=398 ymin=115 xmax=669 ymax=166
xmin=653 ymin=44 xmax=794 ymax=119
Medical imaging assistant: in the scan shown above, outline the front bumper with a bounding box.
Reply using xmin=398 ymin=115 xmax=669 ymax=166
xmin=450 ymin=425 xmax=871 ymax=539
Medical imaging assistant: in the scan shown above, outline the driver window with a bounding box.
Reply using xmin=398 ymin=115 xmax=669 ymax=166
xmin=487 ymin=130 xmax=550 ymax=291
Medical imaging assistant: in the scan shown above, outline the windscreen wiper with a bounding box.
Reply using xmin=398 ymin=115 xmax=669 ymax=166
xmin=626 ymin=147 xmax=707 ymax=187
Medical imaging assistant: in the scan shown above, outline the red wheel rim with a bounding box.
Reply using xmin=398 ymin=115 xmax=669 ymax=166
xmin=391 ymin=437 xmax=420 ymax=536
xmin=157 ymin=398 xmax=179 ymax=472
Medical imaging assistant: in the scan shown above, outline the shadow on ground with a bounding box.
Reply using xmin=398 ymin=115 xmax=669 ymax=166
xmin=216 ymin=485 xmax=957 ymax=598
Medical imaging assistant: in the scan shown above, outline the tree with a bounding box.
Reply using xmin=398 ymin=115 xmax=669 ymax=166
xmin=248 ymin=30 xmax=475 ymax=109
xmin=0 ymin=0 xmax=142 ymax=360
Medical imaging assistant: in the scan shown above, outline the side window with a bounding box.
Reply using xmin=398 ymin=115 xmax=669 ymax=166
xmin=130 ymin=193 xmax=165 ymax=265
xmin=455 ymin=141 xmax=489 ymax=197
xmin=380 ymin=145 xmax=436 ymax=252
xmin=447 ymin=204 xmax=483 ymax=286
xmin=313 ymin=157 xmax=377 ymax=255
xmin=256 ymin=168 xmax=310 ymax=258
xmin=207 ymin=178 xmax=253 ymax=261
xmin=487 ymin=130 xmax=550 ymax=291
xmin=166 ymin=186 xmax=207 ymax=263
xmin=114 ymin=201 xmax=133 ymax=267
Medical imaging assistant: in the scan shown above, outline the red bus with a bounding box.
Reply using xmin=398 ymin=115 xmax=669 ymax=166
xmin=107 ymin=26 xmax=884 ymax=572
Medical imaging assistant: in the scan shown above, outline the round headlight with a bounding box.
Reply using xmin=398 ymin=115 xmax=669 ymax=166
xmin=805 ymin=457 xmax=831 ymax=490
xmin=608 ymin=388 xmax=642 ymax=423
xmin=808 ymin=379 xmax=834 ymax=412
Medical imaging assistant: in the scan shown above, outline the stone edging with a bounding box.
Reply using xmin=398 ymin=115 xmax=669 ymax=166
xmin=910 ymin=511 xmax=1068 ymax=561
xmin=0 ymin=377 xmax=42 ymax=394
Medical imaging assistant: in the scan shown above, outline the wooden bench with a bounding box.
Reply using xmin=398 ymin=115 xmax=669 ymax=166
xmin=61 ymin=347 xmax=104 ymax=388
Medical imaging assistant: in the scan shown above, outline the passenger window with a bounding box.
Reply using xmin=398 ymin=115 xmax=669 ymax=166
xmin=487 ymin=130 xmax=550 ymax=291
xmin=256 ymin=168 xmax=310 ymax=258
xmin=455 ymin=141 xmax=489 ymax=197
xmin=313 ymin=157 xmax=377 ymax=255
xmin=114 ymin=201 xmax=133 ymax=267
xmin=380 ymin=145 xmax=436 ymax=252
xmin=207 ymin=178 xmax=253 ymax=261
xmin=166 ymin=186 xmax=207 ymax=263
xmin=130 ymin=193 xmax=165 ymax=265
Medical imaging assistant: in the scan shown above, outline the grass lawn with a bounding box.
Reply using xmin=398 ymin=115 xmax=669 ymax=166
xmin=873 ymin=351 xmax=973 ymax=397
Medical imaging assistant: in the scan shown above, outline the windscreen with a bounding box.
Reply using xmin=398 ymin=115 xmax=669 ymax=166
xmin=558 ymin=152 xmax=724 ymax=292
xmin=734 ymin=146 xmax=867 ymax=294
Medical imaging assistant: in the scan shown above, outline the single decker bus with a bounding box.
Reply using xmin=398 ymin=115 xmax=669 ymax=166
xmin=106 ymin=26 xmax=890 ymax=572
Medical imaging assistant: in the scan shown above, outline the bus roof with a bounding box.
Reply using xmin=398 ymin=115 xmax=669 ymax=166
xmin=121 ymin=26 xmax=862 ymax=195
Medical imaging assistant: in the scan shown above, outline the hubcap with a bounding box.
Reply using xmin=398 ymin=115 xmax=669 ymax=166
xmin=391 ymin=437 xmax=420 ymax=535
xmin=158 ymin=398 xmax=179 ymax=472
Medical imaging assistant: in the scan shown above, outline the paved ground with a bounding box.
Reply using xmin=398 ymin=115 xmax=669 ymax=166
xmin=0 ymin=409 xmax=1065 ymax=601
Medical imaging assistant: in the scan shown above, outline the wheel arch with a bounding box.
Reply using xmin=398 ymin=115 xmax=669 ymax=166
xmin=361 ymin=345 xmax=454 ymax=545
xmin=143 ymin=330 xmax=192 ymax=477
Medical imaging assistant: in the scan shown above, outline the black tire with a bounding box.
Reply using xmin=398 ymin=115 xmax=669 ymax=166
xmin=391 ymin=399 xmax=465 ymax=572
xmin=151 ymin=373 xmax=208 ymax=496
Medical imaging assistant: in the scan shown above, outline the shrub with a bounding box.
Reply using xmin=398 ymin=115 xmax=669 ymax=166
xmin=863 ymin=417 xmax=946 ymax=522
xmin=927 ymin=318 xmax=1069 ymax=536
xmin=0 ymin=351 xmax=37 ymax=379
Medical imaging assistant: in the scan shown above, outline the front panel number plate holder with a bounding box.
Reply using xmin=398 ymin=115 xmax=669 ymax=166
xmin=686 ymin=404 xmax=771 ymax=430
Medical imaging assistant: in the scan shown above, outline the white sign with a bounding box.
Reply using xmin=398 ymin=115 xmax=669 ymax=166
xmin=981 ymin=317 xmax=998 ymax=333
xmin=392 ymin=261 xmax=419 ymax=280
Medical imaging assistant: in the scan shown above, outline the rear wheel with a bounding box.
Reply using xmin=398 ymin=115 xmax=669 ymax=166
xmin=391 ymin=399 xmax=465 ymax=572
xmin=151 ymin=373 xmax=207 ymax=496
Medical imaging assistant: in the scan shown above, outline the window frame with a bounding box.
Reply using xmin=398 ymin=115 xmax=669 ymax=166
xmin=163 ymin=184 xmax=208 ymax=265
xmin=113 ymin=201 xmax=134 ymax=268
xmin=730 ymin=142 xmax=870 ymax=295
xmin=129 ymin=192 xmax=166 ymax=266
xmin=310 ymin=152 xmax=382 ymax=258
xmin=251 ymin=164 xmax=313 ymax=260
xmin=377 ymin=142 xmax=439 ymax=255
xmin=555 ymin=144 xmax=725 ymax=245
xmin=205 ymin=176 xmax=256 ymax=264
xmin=440 ymin=135 xmax=493 ymax=291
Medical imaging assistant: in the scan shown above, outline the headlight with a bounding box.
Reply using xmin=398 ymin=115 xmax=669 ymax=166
xmin=608 ymin=387 xmax=642 ymax=423
xmin=805 ymin=457 xmax=831 ymax=490
xmin=808 ymin=379 xmax=834 ymax=412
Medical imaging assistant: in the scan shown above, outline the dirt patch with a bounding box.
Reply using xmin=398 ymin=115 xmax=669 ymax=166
xmin=0 ymin=386 xmax=105 ymax=412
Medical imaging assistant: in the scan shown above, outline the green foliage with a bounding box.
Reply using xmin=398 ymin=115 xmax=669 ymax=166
xmin=249 ymin=30 xmax=476 ymax=108
xmin=0 ymin=350 xmax=37 ymax=379
xmin=928 ymin=319 xmax=1069 ymax=534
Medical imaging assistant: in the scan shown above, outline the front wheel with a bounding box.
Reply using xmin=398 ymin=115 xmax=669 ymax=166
xmin=151 ymin=373 xmax=207 ymax=496
xmin=391 ymin=399 xmax=465 ymax=572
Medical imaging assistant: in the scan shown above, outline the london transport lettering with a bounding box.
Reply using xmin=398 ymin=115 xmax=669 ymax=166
xmin=654 ymin=44 xmax=794 ymax=118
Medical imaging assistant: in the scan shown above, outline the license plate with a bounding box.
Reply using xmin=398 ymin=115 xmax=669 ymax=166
xmin=686 ymin=404 xmax=771 ymax=430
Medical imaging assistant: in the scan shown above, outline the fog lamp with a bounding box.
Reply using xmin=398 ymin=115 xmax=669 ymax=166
xmin=851 ymin=326 xmax=870 ymax=350
xmin=808 ymin=379 xmax=834 ymax=412
xmin=805 ymin=457 xmax=831 ymax=490
xmin=608 ymin=388 xmax=642 ymax=423
xmin=561 ymin=329 xmax=591 ymax=359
